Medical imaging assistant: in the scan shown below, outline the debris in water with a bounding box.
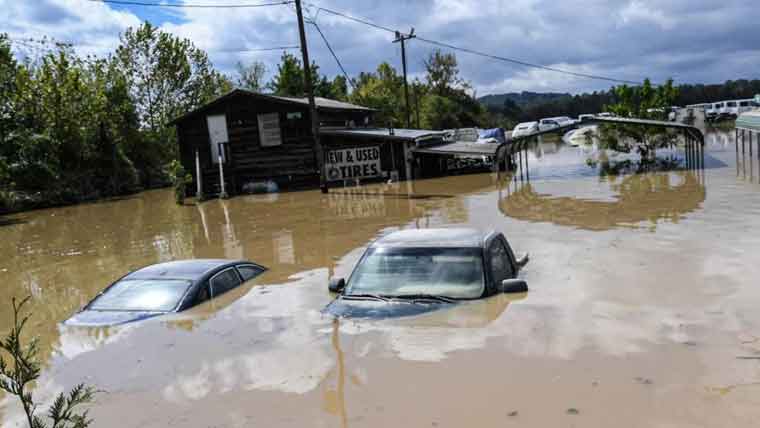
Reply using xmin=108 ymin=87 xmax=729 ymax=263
xmin=566 ymin=408 xmax=579 ymax=415
xmin=635 ymin=377 xmax=653 ymax=385
xmin=508 ymin=411 xmax=518 ymax=417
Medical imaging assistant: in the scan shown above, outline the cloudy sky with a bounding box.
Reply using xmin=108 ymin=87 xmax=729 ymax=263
xmin=2 ymin=0 xmax=759 ymax=96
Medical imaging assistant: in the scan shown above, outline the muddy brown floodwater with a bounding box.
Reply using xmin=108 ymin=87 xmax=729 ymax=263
xmin=2 ymin=130 xmax=760 ymax=427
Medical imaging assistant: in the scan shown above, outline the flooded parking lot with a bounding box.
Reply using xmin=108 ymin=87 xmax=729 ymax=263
xmin=2 ymin=130 xmax=760 ymax=427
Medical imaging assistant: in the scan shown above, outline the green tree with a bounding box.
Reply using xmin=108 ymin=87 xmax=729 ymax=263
xmin=598 ymin=78 xmax=679 ymax=163
xmin=349 ymin=62 xmax=404 ymax=125
xmin=114 ymin=22 xmax=231 ymax=172
xmin=424 ymin=50 xmax=464 ymax=97
xmin=235 ymin=60 xmax=266 ymax=91
xmin=268 ymin=51 xmax=338 ymax=98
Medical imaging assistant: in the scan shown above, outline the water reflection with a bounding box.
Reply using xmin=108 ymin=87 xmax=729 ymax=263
xmin=499 ymin=170 xmax=705 ymax=231
xmin=5 ymin=129 xmax=760 ymax=427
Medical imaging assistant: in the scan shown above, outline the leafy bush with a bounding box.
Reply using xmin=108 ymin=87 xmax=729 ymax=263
xmin=167 ymin=159 xmax=191 ymax=205
xmin=0 ymin=297 xmax=96 ymax=428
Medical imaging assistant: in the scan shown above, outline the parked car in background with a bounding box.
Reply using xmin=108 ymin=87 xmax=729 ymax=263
xmin=578 ymin=114 xmax=595 ymax=122
xmin=737 ymin=99 xmax=757 ymax=116
xmin=538 ymin=118 xmax=561 ymax=131
xmin=596 ymin=112 xmax=615 ymax=118
xmin=512 ymin=121 xmax=539 ymax=138
xmin=323 ymin=228 xmax=529 ymax=319
xmin=706 ymin=102 xmax=723 ymax=121
xmin=65 ymin=259 xmax=267 ymax=326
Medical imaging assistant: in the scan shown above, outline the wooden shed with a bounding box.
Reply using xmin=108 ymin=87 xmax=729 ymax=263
xmin=172 ymin=89 xmax=461 ymax=196
xmin=171 ymin=89 xmax=375 ymax=196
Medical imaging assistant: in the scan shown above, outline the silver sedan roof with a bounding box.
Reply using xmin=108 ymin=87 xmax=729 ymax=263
xmin=125 ymin=259 xmax=244 ymax=280
xmin=371 ymin=228 xmax=493 ymax=249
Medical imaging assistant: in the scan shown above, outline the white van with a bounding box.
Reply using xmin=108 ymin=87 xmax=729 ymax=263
xmin=706 ymin=102 xmax=723 ymax=121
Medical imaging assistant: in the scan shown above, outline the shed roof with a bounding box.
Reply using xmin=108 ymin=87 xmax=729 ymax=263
xmin=320 ymin=127 xmax=448 ymax=142
xmin=170 ymin=89 xmax=373 ymax=125
xmin=737 ymin=109 xmax=760 ymax=131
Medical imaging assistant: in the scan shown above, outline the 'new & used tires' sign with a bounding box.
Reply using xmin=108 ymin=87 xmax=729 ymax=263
xmin=326 ymin=146 xmax=381 ymax=181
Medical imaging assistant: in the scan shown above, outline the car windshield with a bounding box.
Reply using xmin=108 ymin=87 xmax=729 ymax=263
xmin=89 ymin=279 xmax=193 ymax=312
xmin=346 ymin=247 xmax=485 ymax=299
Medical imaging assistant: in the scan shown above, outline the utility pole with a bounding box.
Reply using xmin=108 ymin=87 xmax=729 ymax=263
xmin=295 ymin=0 xmax=327 ymax=193
xmin=393 ymin=28 xmax=415 ymax=129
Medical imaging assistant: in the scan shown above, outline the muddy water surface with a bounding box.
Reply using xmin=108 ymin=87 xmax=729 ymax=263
xmin=2 ymin=130 xmax=760 ymax=427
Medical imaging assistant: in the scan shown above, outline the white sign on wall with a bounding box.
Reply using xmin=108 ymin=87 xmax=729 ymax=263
xmin=326 ymin=146 xmax=382 ymax=181
xmin=257 ymin=113 xmax=282 ymax=147
xmin=206 ymin=114 xmax=229 ymax=163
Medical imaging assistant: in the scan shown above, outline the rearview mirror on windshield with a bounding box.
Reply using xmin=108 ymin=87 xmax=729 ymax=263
xmin=328 ymin=278 xmax=346 ymax=293
xmin=500 ymin=278 xmax=528 ymax=294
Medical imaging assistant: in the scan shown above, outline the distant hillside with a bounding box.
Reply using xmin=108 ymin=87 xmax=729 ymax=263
xmin=478 ymin=91 xmax=571 ymax=109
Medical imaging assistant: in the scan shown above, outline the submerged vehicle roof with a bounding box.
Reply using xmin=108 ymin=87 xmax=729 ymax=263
xmin=124 ymin=259 xmax=245 ymax=280
xmin=371 ymin=228 xmax=491 ymax=249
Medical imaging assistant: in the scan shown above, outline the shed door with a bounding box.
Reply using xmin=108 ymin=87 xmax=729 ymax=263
xmin=207 ymin=114 xmax=229 ymax=163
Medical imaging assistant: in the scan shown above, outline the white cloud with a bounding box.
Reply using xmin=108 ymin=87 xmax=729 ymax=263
xmin=618 ymin=0 xmax=676 ymax=30
xmin=2 ymin=0 xmax=759 ymax=95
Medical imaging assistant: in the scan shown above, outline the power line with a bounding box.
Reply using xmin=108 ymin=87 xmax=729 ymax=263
xmin=307 ymin=3 xmax=642 ymax=85
xmin=307 ymin=21 xmax=355 ymax=90
xmin=307 ymin=4 xmax=396 ymax=34
xmin=414 ymin=37 xmax=641 ymax=85
xmin=213 ymin=45 xmax=300 ymax=53
xmin=86 ymin=0 xmax=293 ymax=8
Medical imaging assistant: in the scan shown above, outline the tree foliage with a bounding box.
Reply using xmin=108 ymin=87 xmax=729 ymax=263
xmin=267 ymin=51 xmax=348 ymax=99
xmin=598 ymin=78 xmax=680 ymax=161
xmin=235 ymin=60 xmax=266 ymax=91
xmin=0 ymin=297 xmax=96 ymax=428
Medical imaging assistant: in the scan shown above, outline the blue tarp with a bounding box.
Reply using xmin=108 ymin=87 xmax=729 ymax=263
xmin=477 ymin=128 xmax=505 ymax=144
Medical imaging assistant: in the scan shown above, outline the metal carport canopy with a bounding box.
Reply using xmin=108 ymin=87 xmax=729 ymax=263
xmin=412 ymin=141 xmax=504 ymax=157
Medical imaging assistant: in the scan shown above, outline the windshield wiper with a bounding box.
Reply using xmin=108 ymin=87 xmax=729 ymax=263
xmin=341 ymin=294 xmax=391 ymax=302
xmin=390 ymin=294 xmax=457 ymax=304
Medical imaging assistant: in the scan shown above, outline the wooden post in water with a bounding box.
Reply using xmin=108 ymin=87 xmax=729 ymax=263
xmin=218 ymin=146 xmax=228 ymax=199
xmin=195 ymin=149 xmax=203 ymax=201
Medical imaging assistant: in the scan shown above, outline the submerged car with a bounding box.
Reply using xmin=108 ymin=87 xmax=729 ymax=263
xmin=65 ymin=259 xmax=266 ymax=326
xmin=324 ymin=228 xmax=529 ymax=319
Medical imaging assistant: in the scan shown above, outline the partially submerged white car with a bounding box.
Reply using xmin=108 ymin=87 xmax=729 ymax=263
xmin=324 ymin=228 xmax=529 ymax=319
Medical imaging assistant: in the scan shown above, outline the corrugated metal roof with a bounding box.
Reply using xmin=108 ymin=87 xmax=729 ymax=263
xmin=737 ymin=109 xmax=760 ymax=131
xmin=320 ymin=128 xmax=448 ymax=142
xmin=268 ymin=95 xmax=373 ymax=111
xmin=413 ymin=140 xmax=502 ymax=156
xmin=169 ymin=89 xmax=373 ymax=125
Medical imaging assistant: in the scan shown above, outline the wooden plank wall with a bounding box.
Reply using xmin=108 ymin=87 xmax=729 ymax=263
xmin=176 ymin=93 xmax=372 ymax=195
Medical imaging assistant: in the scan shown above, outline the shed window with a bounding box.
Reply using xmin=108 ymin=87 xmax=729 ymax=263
xmin=258 ymin=113 xmax=283 ymax=147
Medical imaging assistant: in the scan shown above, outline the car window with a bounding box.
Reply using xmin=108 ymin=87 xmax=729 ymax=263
xmin=489 ymin=239 xmax=514 ymax=285
xmin=195 ymin=283 xmax=211 ymax=304
xmin=89 ymin=279 xmax=192 ymax=312
xmin=210 ymin=268 xmax=242 ymax=296
xmin=347 ymin=247 xmax=485 ymax=299
xmin=237 ymin=264 xmax=264 ymax=282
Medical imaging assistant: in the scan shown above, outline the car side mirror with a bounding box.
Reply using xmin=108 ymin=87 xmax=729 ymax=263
xmin=328 ymin=277 xmax=346 ymax=293
xmin=500 ymin=278 xmax=528 ymax=294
